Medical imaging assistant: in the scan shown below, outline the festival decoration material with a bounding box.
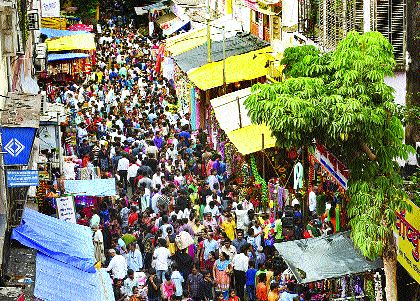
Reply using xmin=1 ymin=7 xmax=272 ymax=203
xmin=250 ymin=155 xmax=268 ymax=206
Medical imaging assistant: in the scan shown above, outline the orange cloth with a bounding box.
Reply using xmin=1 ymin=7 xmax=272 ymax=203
xmin=256 ymin=282 xmax=268 ymax=301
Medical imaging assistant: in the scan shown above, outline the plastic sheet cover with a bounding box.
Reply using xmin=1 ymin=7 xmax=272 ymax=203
xmin=274 ymin=231 xmax=383 ymax=283
xmin=35 ymin=253 xmax=115 ymax=301
xmin=12 ymin=208 xmax=96 ymax=273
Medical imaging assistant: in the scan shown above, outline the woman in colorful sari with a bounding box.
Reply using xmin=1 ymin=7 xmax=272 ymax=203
xmin=213 ymin=252 xmax=232 ymax=299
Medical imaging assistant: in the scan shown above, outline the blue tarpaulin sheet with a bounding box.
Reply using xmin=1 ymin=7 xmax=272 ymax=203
xmin=35 ymin=253 xmax=115 ymax=301
xmin=40 ymin=28 xmax=88 ymax=38
xmin=47 ymin=53 xmax=90 ymax=62
xmin=12 ymin=208 xmax=96 ymax=273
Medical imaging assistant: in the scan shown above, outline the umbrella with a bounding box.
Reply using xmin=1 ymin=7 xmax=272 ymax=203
xmin=175 ymin=231 xmax=194 ymax=250
xmin=67 ymin=23 xmax=93 ymax=32
xmin=121 ymin=234 xmax=136 ymax=246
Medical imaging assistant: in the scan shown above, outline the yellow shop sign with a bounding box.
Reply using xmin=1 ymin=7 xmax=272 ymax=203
xmin=395 ymin=200 xmax=420 ymax=283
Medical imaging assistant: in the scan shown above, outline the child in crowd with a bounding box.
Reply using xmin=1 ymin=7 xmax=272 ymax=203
xmin=267 ymin=283 xmax=279 ymax=301
xmin=171 ymin=264 xmax=184 ymax=298
xmin=161 ymin=272 xmax=176 ymax=301
xmin=228 ymin=289 xmax=240 ymax=301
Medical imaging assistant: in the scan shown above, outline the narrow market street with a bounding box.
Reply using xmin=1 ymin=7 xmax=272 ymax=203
xmin=0 ymin=1 xmax=418 ymax=301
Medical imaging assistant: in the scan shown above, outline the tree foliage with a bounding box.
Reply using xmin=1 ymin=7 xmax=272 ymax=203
xmin=245 ymin=31 xmax=415 ymax=260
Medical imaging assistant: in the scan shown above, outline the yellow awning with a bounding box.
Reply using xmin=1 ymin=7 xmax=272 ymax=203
xmin=227 ymin=124 xmax=277 ymax=155
xmin=166 ymin=28 xmax=207 ymax=56
xmin=187 ymin=46 xmax=273 ymax=90
xmin=46 ymin=33 xmax=96 ymax=51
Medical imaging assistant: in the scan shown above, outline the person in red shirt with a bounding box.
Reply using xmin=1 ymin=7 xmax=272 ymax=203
xmin=128 ymin=206 xmax=138 ymax=227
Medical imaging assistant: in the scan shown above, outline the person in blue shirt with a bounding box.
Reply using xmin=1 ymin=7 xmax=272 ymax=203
xmin=246 ymin=260 xmax=257 ymax=301
xmin=279 ymin=283 xmax=299 ymax=301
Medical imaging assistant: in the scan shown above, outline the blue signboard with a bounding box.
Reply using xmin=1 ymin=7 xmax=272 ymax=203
xmin=6 ymin=170 xmax=39 ymax=188
xmin=1 ymin=127 xmax=37 ymax=165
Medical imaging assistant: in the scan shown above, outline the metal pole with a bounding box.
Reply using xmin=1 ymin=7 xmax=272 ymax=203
xmin=262 ymin=133 xmax=265 ymax=179
xmin=237 ymin=96 xmax=242 ymax=128
xmin=222 ymin=26 xmax=226 ymax=93
xmin=57 ymin=112 xmax=63 ymax=175
xmin=206 ymin=0 xmax=211 ymax=63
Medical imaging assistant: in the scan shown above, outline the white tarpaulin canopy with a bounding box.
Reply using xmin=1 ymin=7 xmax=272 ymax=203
xmin=274 ymin=232 xmax=383 ymax=283
xmin=210 ymin=87 xmax=252 ymax=133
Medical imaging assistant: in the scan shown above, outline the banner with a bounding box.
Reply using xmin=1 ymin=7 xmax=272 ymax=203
xmin=0 ymin=127 xmax=36 ymax=165
xmin=41 ymin=0 xmax=60 ymax=17
xmin=56 ymin=196 xmax=76 ymax=223
xmin=6 ymin=170 xmax=39 ymax=187
xmin=394 ymin=200 xmax=420 ymax=284
xmin=313 ymin=143 xmax=349 ymax=190
xmin=63 ymin=178 xmax=116 ymax=196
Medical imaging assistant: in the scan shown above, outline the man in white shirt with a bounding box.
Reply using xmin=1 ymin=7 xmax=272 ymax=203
xmin=153 ymin=238 xmax=171 ymax=282
xmin=63 ymin=157 xmax=76 ymax=180
xmin=127 ymin=160 xmax=139 ymax=194
xmin=106 ymin=249 xmax=127 ymax=280
xmin=232 ymin=245 xmax=250 ymax=301
xmin=235 ymin=204 xmax=250 ymax=233
xmin=308 ymin=186 xmax=318 ymax=216
xmin=126 ymin=243 xmax=143 ymax=272
xmin=117 ymin=154 xmax=130 ymax=191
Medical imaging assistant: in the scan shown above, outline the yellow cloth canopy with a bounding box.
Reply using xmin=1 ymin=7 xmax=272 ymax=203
xmin=210 ymin=88 xmax=277 ymax=154
xmin=227 ymin=124 xmax=277 ymax=155
xmin=46 ymin=33 xmax=96 ymax=51
xmin=187 ymin=46 xmax=272 ymax=90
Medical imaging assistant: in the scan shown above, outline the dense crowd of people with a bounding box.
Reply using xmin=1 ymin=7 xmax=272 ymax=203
xmin=47 ymin=18 xmax=332 ymax=301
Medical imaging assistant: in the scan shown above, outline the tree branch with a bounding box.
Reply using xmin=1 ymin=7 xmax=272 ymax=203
xmin=362 ymin=143 xmax=377 ymax=161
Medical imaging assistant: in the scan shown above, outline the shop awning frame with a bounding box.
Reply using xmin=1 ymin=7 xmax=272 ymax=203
xmin=274 ymin=231 xmax=383 ymax=283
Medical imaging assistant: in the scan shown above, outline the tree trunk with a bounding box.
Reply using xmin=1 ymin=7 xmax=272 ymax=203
xmin=405 ymin=0 xmax=420 ymax=146
xmin=383 ymin=253 xmax=398 ymax=301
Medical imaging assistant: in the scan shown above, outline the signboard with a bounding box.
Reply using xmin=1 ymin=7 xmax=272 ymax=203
xmin=313 ymin=143 xmax=349 ymax=190
xmin=64 ymin=178 xmax=116 ymax=196
xmin=1 ymin=127 xmax=37 ymax=166
xmin=40 ymin=0 xmax=60 ymax=17
xmin=6 ymin=170 xmax=39 ymax=187
xmin=395 ymin=200 xmax=420 ymax=284
xmin=40 ymin=17 xmax=66 ymax=29
xmin=56 ymin=196 xmax=76 ymax=223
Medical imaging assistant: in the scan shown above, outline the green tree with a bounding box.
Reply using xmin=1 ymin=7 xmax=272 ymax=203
xmin=244 ymin=31 xmax=414 ymax=300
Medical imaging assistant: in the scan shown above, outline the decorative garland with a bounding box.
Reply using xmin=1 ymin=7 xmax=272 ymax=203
xmin=250 ymin=154 xmax=268 ymax=205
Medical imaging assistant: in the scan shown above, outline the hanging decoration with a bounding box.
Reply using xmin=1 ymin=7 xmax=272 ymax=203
xmin=293 ymin=161 xmax=304 ymax=190
xmin=250 ymin=154 xmax=268 ymax=206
